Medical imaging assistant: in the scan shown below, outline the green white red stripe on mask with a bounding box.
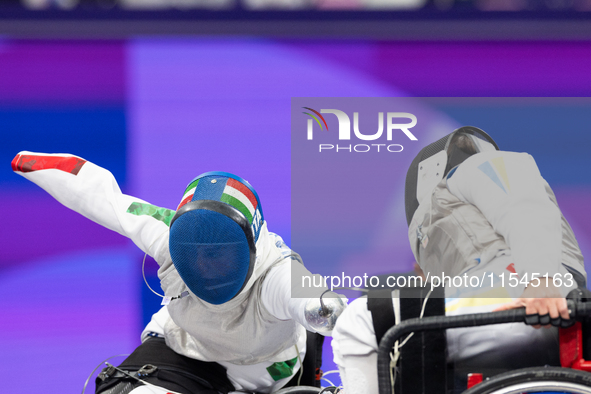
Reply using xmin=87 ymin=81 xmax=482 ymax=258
xmin=176 ymin=175 xmax=260 ymax=225
xmin=220 ymin=177 xmax=258 ymax=224
xmin=177 ymin=178 xmax=200 ymax=210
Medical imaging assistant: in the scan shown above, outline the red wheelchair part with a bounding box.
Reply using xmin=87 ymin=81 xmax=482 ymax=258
xmin=466 ymin=373 xmax=483 ymax=389
xmin=465 ymin=322 xmax=591 ymax=389
xmin=560 ymin=322 xmax=591 ymax=372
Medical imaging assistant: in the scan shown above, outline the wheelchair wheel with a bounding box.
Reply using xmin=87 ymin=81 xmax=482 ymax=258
xmin=461 ymin=367 xmax=591 ymax=394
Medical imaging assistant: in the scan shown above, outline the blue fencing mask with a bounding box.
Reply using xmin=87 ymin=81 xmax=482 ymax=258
xmin=169 ymin=172 xmax=264 ymax=305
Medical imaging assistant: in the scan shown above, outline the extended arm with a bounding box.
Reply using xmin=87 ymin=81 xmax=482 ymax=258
xmin=12 ymin=151 xmax=172 ymax=264
xmin=261 ymin=259 xmax=347 ymax=335
xmin=447 ymin=151 xmax=570 ymax=322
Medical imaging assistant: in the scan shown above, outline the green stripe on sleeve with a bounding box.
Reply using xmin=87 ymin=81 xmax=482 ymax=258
xmin=266 ymin=357 xmax=298 ymax=381
xmin=127 ymin=202 xmax=175 ymax=227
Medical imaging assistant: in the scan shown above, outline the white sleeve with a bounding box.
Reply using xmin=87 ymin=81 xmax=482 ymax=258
xmin=260 ymin=260 xmax=327 ymax=332
xmin=332 ymin=297 xmax=379 ymax=394
xmin=446 ymin=151 xmax=562 ymax=279
xmin=12 ymin=151 xmax=172 ymax=264
xmin=261 ymin=255 xmax=351 ymax=336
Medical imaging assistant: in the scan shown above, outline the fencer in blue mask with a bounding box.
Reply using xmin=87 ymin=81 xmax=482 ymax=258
xmin=12 ymin=152 xmax=346 ymax=394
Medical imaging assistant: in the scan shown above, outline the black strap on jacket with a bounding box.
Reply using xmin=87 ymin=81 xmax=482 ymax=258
xmin=368 ymin=289 xmax=397 ymax=345
xmin=398 ymin=287 xmax=446 ymax=394
xmin=283 ymin=331 xmax=325 ymax=388
xmin=367 ymin=286 xmax=447 ymax=394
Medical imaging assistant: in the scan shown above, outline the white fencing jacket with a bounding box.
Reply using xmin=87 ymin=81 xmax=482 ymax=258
xmin=333 ymin=151 xmax=586 ymax=394
xmin=12 ymin=151 xmax=327 ymax=393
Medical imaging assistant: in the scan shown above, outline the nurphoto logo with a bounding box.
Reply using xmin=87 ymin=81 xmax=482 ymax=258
xmin=302 ymin=107 xmax=418 ymax=153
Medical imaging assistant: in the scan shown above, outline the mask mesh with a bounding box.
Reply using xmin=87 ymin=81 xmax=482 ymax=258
xmin=169 ymin=209 xmax=251 ymax=305
xmin=404 ymin=127 xmax=499 ymax=226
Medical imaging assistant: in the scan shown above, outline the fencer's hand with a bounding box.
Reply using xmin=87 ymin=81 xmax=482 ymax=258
xmin=493 ymin=278 xmax=569 ymax=329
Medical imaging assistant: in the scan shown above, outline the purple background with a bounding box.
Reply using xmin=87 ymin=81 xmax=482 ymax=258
xmin=2 ymin=39 xmax=591 ymax=393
